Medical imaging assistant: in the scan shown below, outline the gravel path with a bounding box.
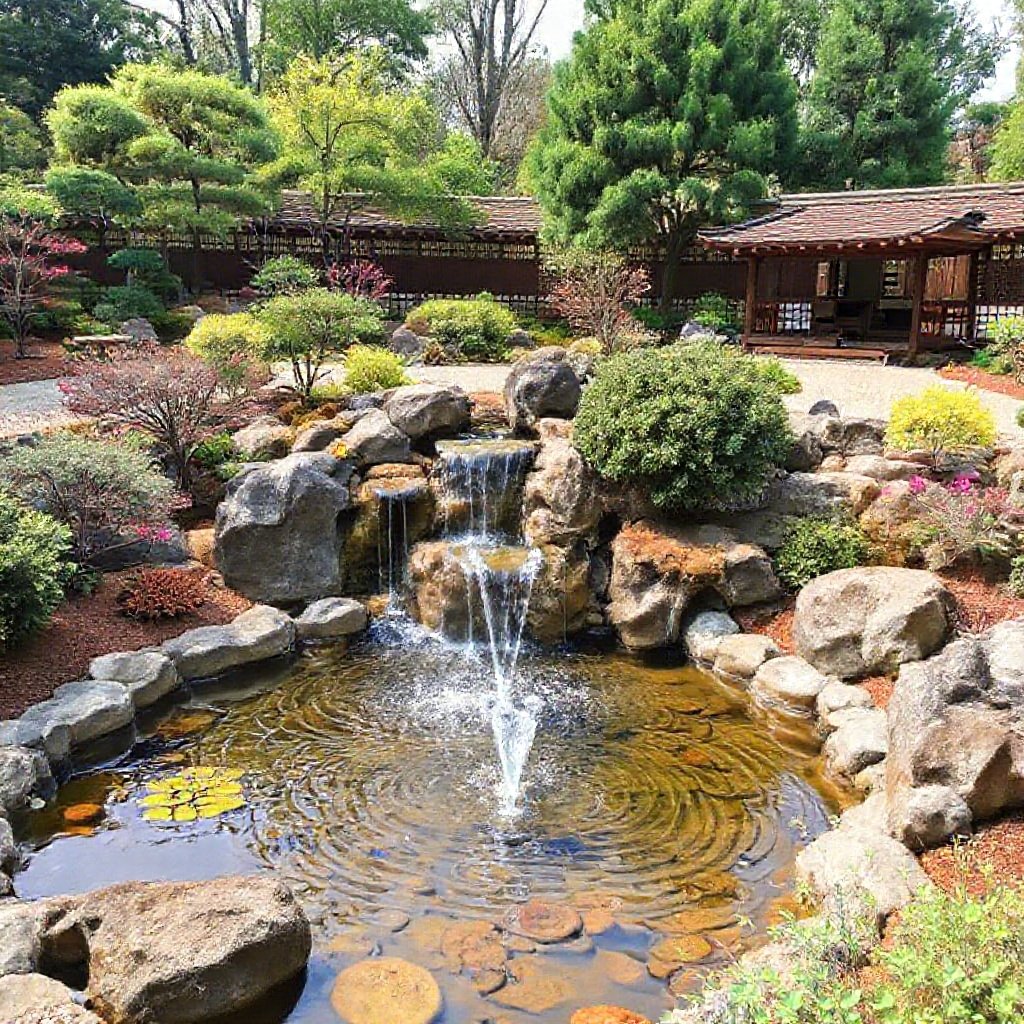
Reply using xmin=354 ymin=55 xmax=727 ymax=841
xmin=3 ymin=358 xmax=1021 ymax=439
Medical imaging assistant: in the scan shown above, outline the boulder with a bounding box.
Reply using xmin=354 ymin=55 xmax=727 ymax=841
xmin=162 ymin=605 xmax=295 ymax=681
xmin=0 ymin=973 xmax=103 ymax=1022
xmin=508 ymin=327 xmax=534 ymax=350
xmin=713 ymin=635 xmax=781 ymax=680
xmin=683 ymin=610 xmax=740 ymax=663
xmin=526 ymin=543 xmax=592 ymax=643
xmin=0 ymin=715 xmax=71 ymax=767
xmin=390 ymin=326 xmax=426 ymax=359
xmin=407 ymin=542 xmax=472 ymax=638
xmin=119 ymin=317 xmax=158 ymax=344
xmin=0 ymin=747 xmax=54 ymax=816
xmin=215 ymin=453 xmax=354 ymax=604
xmin=384 ymin=384 xmax=471 ymax=443
xmin=816 ymin=681 xmax=874 ymax=724
xmin=20 ymin=681 xmax=133 ymax=750
xmin=340 ymin=409 xmax=412 ymax=466
xmin=291 ymin=418 xmax=349 ymax=453
xmin=808 ymin=400 xmax=840 ymax=417
xmin=765 ymin=472 xmax=880 ymax=518
xmin=88 ymin=651 xmax=180 ymax=710
xmin=794 ymin=567 xmax=954 ymax=680
xmin=504 ymin=348 xmax=582 ymax=434
xmin=522 ymin=429 xmax=601 ymax=547
xmin=886 ymin=620 xmax=1024 ymax=847
xmin=295 ymin=598 xmax=368 ymax=641
xmin=843 ymin=455 xmax=920 ymax=482
xmin=786 ymin=421 xmax=825 ymax=472
xmin=58 ymin=876 xmax=311 ymax=1024
xmin=751 ymin=656 xmax=828 ymax=713
xmin=232 ymin=415 xmax=293 ymax=460
xmin=0 ymin=901 xmax=46 ymax=976
xmin=796 ymin=820 xmax=931 ymax=932
xmin=332 ymin=957 xmax=442 ymax=1024
xmin=818 ymin=417 xmax=886 ymax=456
xmin=607 ymin=522 xmax=779 ymax=650
xmin=824 ymin=707 xmax=888 ymax=777
xmin=0 ymin=817 xmax=15 ymax=874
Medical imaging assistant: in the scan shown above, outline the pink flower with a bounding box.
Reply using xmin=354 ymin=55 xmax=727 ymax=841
xmin=908 ymin=475 xmax=929 ymax=495
xmin=949 ymin=475 xmax=976 ymax=495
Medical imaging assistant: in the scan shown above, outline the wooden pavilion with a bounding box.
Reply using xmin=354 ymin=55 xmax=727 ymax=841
xmin=700 ymin=182 xmax=1024 ymax=360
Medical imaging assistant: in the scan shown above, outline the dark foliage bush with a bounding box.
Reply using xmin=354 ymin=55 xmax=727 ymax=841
xmin=573 ymin=341 xmax=793 ymax=512
xmin=116 ymin=568 xmax=208 ymax=620
xmin=775 ymin=515 xmax=872 ymax=590
xmin=0 ymin=493 xmax=72 ymax=651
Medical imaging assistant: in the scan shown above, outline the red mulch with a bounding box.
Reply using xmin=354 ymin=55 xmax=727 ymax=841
xmin=939 ymin=565 xmax=1024 ymax=634
xmin=0 ymin=341 xmax=71 ymax=385
xmin=937 ymin=363 xmax=1024 ymax=399
xmin=734 ymin=600 xmax=795 ymax=654
xmin=0 ymin=569 xmax=251 ymax=720
xmin=920 ymin=811 xmax=1024 ymax=897
xmin=860 ymin=676 xmax=895 ymax=710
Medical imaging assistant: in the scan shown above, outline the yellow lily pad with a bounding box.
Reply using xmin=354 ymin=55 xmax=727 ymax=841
xmin=141 ymin=766 xmax=247 ymax=824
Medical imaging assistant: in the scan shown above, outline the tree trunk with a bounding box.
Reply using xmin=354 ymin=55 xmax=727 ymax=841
xmin=659 ymin=231 xmax=686 ymax=315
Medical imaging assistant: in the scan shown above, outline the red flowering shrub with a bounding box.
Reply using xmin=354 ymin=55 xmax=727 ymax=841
xmin=327 ymin=259 xmax=393 ymax=302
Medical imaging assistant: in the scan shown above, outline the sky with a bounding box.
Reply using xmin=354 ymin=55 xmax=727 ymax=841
xmin=534 ymin=0 xmax=1020 ymax=102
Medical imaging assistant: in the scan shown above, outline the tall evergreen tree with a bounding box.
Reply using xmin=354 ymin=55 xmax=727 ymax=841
xmin=800 ymin=0 xmax=1000 ymax=189
xmin=525 ymin=0 xmax=798 ymax=307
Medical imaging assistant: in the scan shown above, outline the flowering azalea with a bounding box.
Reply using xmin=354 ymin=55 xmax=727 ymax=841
xmin=908 ymin=475 xmax=929 ymax=495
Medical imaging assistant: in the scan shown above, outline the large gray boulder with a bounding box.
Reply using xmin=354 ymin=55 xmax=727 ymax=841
xmin=88 ymin=651 xmax=180 ymax=710
xmin=47 ymin=876 xmax=311 ymax=1024
xmin=818 ymin=417 xmax=887 ymax=456
xmin=0 ymin=901 xmax=47 ymax=976
xmin=18 ymin=681 xmax=133 ymax=750
xmin=162 ymin=605 xmax=295 ymax=681
xmin=765 ymin=472 xmax=880 ymax=518
xmin=794 ymin=567 xmax=954 ymax=680
xmin=886 ymin=619 xmax=1024 ymax=847
xmin=295 ymin=597 xmax=368 ymax=641
xmin=384 ymin=383 xmax=471 ymax=443
xmin=340 ymin=409 xmax=412 ymax=466
xmin=504 ymin=348 xmax=581 ymax=434
xmin=215 ymin=453 xmax=354 ymax=604
xmin=824 ymin=707 xmax=888 ymax=777
xmin=0 ymin=714 xmax=71 ymax=767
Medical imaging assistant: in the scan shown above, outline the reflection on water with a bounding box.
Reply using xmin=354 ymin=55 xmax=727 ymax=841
xmin=17 ymin=631 xmax=843 ymax=1023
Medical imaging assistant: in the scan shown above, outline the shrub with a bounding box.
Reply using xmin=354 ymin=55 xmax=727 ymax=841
xmin=574 ymin=341 xmax=793 ymax=512
xmin=106 ymin=248 xmax=181 ymax=301
xmin=406 ymin=294 xmax=516 ymax=362
xmin=327 ymin=259 xmax=392 ymax=301
xmin=986 ymin=316 xmax=1024 ymax=378
xmin=756 ymin=356 xmax=802 ymax=395
xmin=257 ymin=288 xmax=386 ymax=399
xmin=93 ymin=284 xmax=164 ymax=324
xmin=1010 ymin=553 xmax=1024 ymax=597
xmin=60 ymin=347 xmax=219 ymax=489
xmin=775 ymin=516 xmax=871 ymax=590
xmin=191 ymin=432 xmax=238 ymax=471
xmin=886 ymin=387 xmax=997 ymax=465
xmin=343 ymin=345 xmax=410 ymax=393
xmin=116 ymin=568 xmax=208 ymax=620
xmin=250 ymin=255 xmax=320 ymax=297
xmin=309 ymin=382 xmax=350 ymax=406
xmin=970 ymin=345 xmax=1013 ymax=375
xmin=0 ymin=494 xmax=73 ymax=651
xmin=0 ymin=435 xmax=180 ymax=565
xmin=185 ymin=312 xmax=269 ymax=398
xmin=691 ymin=291 xmax=740 ymax=333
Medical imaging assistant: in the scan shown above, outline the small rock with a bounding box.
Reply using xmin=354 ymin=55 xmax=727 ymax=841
xmin=292 ymin=419 xmax=347 ymax=453
xmin=0 ymin=746 xmax=54 ymax=816
xmin=505 ymin=899 xmax=582 ymax=943
xmin=713 ymin=634 xmax=781 ymax=680
xmin=295 ymin=598 xmax=368 ymax=641
xmin=853 ymin=762 xmax=887 ymax=794
xmin=571 ymin=1007 xmax=651 ymax=1024
xmin=649 ymin=906 xmax=736 ymax=934
xmin=0 ymin=974 xmax=103 ymax=1023
xmin=593 ymin=950 xmax=645 ymax=987
xmin=88 ymin=651 xmax=180 ymax=710
xmin=0 ymin=817 xmax=15 ymax=874
xmin=332 ymin=958 xmax=442 ymax=1024
xmin=751 ymin=655 xmax=828 ymax=712
xmin=491 ymin=957 xmax=572 ymax=1013
xmin=329 ymin=931 xmax=379 ymax=958
xmin=889 ymin=784 xmax=973 ymax=849
xmin=63 ymin=803 xmax=105 ymax=827
xmin=824 ymin=707 xmax=888 ymax=777
xmin=0 ymin=901 xmax=46 ymax=975
xmin=581 ymin=907 xmax=616 ymax=934
xmin=683 ymin=611 xmax=741 ymax=664
xmin=648 ymin=934 xmax=713 ymax=975
xmin=843 ymin=454 xmax=920 ymax=482
xmin=390 ymin=326 xmax=425 ymax=358
xmin=815 ymin=681 xmax=874 ymax=724
xmin=370 ymin=908 xmax=410 ymax=933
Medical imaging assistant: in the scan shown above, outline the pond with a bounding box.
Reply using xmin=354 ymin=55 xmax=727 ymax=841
xmin=16 ymin=621 xmax=843 ymax=1023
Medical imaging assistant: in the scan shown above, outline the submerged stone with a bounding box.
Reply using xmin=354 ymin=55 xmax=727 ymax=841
xmin=331 ymin=957 xmax=443 ymax=1024
xmin=505 ymin=898 xmax=582 ymax=943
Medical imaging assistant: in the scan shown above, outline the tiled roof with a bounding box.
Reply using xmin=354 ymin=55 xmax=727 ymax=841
xmin=272 ymin=190 xmax=542 ymax=238
xmin=700 ymin=181 xmax=1024 ymax=253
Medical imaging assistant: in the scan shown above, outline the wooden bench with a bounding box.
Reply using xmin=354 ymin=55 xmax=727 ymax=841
xmin=748 ymin=342 xmax=890 ymax=363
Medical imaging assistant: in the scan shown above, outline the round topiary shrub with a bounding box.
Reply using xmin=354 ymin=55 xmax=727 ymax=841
xmin=573 ymin=341 xmax=793 ymax=512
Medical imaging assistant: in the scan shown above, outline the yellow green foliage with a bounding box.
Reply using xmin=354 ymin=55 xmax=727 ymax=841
xmin=886 ymin=386 xmax=996 ymax=458
xmin=343 ymin=345 xmax=410 ymax=393
xmin=569 ymin=337 xmax=604 ymax=357
xmin=141 ymin=766 xmax=245 ymax=822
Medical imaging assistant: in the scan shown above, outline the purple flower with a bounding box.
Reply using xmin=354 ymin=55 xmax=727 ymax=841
xmin=908 ymin=475 xmax=929 ymax=495
xmin=949 ymin=474 xmax=976 ymax=495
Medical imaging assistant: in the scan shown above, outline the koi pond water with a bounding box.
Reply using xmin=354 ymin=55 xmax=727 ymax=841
xmin=15 ymin=622 xmax=843 ymax=1024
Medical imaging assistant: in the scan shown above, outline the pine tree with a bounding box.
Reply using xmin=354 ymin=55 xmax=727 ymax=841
xmin=524 ymin=0 xmax=798 ymax=307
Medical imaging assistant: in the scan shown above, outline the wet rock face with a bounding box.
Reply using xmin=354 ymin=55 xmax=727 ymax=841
xmin=607 ymin=521 xmax=780 ymax=650
xmin=504 ymin=348 xmax=582 ymax=434
xmin=215 ymin=453 xmax=354 ymax=605
xmin=526 ymin=542 xmax=593 ymax=642
xmin=886 ymin=619 xmax=1024 ymax=848
xmin=793 ymin=566 xmax=954 ymax=680
xmin=406 ymin=541 xmax=473 ymax=637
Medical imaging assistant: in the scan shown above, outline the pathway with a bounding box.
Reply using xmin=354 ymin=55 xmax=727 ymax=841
xmin=2 ymin=358 xmax=1021 ymax=439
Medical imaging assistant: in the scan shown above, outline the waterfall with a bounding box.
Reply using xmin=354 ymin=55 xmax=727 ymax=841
xmin=374 ymin=482 xmax=419 ymax=603
xmin=436 ymin=438 xmax=543 ymax=816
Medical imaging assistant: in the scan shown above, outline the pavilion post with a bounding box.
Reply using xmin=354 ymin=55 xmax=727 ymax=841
xmin=966 ymin=250 xmax=980 ymax=343
xmin=743 ymin=255 xmax=760 ymax=347
xmin=908 ymin=252 xmax=928 ymax=361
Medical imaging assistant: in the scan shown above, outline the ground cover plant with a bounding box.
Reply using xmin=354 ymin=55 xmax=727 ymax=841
xmin=574 ymin=340 xmax=793 ymax=512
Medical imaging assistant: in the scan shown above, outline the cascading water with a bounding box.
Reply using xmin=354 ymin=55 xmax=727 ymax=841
xmin=436 ymin=437 xmax=543 ymax=815
xmin=373 ymin=481 xmax=419 ymax=603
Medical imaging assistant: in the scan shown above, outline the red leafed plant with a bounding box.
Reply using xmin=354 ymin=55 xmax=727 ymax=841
xmin=116 ymin=568 xmax=209 ymax=620
xmin=0 ymin=213 xmax=86 ymax=357
xmin=60 ymin=346 xmax=219 ymax=490
xmin=326 ymin=259 xmax=393 ymax=302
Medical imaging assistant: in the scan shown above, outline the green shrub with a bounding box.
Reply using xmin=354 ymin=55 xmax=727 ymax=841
xmin=985 ymin=316 xmax=1024 ymax=376
xmin=150 ymin=311 xmax=195 ymax=342
xmin=0 ymin=494 xmax=73 ymax=651
xmin=633 ymin=306 xmax=684 ymax=334
xmin=970 ymin=346 xmax=1013 ymax=375
xmin=191 ymin=432 xmax=238 ymax=471
xmin=691 ymin=291 xmax=740 ymax=333
xmin=185 ymin=312 xmax=269 ymax=397
xmin=755 ymin=356 xmax=802 ymax=395
xmin=343 ymin=345 xmax=410 ymax=393
xmin=406 ymin=293 xmax=516 ymax=362
xmin=309 ymin=382 xmax=350 ymax=406
xmin=574 ymin=341 xmax=793 ymax=512
xmin=106 ymin=248 xmax=181 ymax=301
xmin=257 ymin=289 xmax=386 ymax=399
xmin=775 ymin=516 xmax=871 ymax=590
xmin=93 ymin=285 xmax=164 ymax=324
xmin=886 ymin=386 xmax=997 ymax=464
xmin=250 ymin=255 xmax=320 ymax=296
xmin=1009 ymin=554 xmax=1024 ymax=597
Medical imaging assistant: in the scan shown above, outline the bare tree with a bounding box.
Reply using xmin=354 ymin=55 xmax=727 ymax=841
xmin=432 ymin=0 xmax=550 ymax=160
